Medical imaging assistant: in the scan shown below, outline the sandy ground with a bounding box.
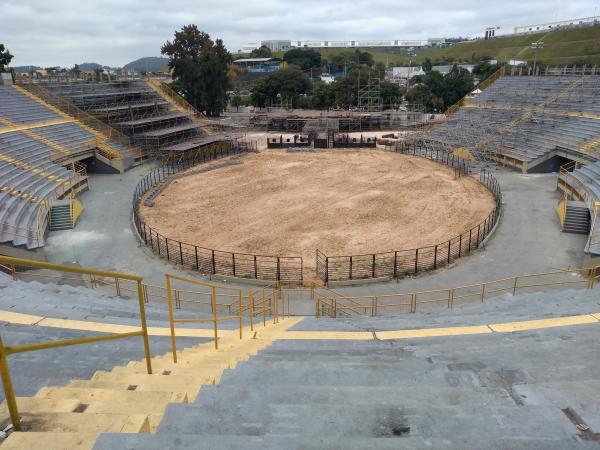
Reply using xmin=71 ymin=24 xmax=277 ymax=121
xmin=141 ymin=149 xmax=495 ymax=270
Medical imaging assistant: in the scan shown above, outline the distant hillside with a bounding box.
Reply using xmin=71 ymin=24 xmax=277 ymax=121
xmin=274 ymin=25 xmax=600 ymax=67
xmin=78 ymin=62 xmax=106 ymax=71
xmin=123 ymin=57 xmax=169 ymax=73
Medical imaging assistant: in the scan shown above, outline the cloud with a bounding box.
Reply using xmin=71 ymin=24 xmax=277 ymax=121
xmin=2 ymin=0 xmax=597 ymax=67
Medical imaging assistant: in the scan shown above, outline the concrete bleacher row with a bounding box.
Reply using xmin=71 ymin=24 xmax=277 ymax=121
xmin=46 ymin=81 xmax=208 ymax=154
xmin=0 ymin=86 xmax=99 ymax=249
xmin=430 ymin=75 xmax=600 ymax=170
xmin=558 ymin=160 xmax=600 ymax=254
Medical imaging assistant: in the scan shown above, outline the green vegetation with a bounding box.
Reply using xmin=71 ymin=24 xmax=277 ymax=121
xmin=283 ymin=48 xmax=322 ymax=70
xmin=272 ymin=26 xmax=600 ymax=67
xmin=161 ymin=24 xmax=231 ymax=116
xmin=0 ymin=44 xmax=14 ymax=71
xmin=250 ymin=45 xmax=273 ymax=58
xmin=250 ymin=66 xmax=312 ymax=107
xmin=406 ymin=65 xmax=474 ymax=112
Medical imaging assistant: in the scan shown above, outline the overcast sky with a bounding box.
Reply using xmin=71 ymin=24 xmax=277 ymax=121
xmin=2 ymin=0 xmax=599 ymax=67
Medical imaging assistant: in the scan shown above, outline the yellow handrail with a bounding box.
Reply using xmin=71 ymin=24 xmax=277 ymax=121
xmin=0 ymin=255 xmax=152 ymax=432
xmin=320 ymin=265 xmax=600 ymax=318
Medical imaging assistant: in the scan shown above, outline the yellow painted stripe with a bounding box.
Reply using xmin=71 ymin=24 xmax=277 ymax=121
xmin=489 ymin=314 xmax=599 ymax=332
xmin=0 ymin=117 xmax=73 ymax=135
xmin=0 ymin=309 xmax=598 ymax=341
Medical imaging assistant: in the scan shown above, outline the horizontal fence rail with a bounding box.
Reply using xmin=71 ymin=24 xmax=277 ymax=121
xmin=0 ymin=256 xmax=152 ymax=432
xmin=316 ymin=143 xmax=501 ymax=283
xmin=133 ymin=144 xmax=303 ymax=282
xmin=316 ymin=265 xmax=600 ymax=318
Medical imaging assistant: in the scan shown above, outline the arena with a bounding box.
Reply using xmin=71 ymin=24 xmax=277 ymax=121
xmin=2 ymin=39 xmax=600 ymax=449
xmin=140 ymin=149 xmax=495 ymax=273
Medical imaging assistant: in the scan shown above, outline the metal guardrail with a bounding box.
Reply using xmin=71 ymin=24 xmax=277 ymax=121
xmin=0 ymin=255 xmax=152 ymax=431
xmin=316 ymin=265 xmax=600 ymax=318
xmin=132 ymin=145 xmax=304 ymax=282
xmin=316 ymin=142 xmax=500 ymax=283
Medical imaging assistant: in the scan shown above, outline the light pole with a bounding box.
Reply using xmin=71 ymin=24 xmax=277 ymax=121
xmin=531 ymin=41 xmax=544 ymax=75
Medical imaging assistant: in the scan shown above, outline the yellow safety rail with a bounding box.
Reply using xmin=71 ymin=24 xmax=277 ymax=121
xmin=555 ymin=192 xmax=568 ymax=230
xmin=587 ymin=201 xmax=600 ymax=252
xmin=316 ymin=266 xmax=600 ymax=318
xmin=445 ymin=65 xmax=505 ymax=116
xmin=165 ymin=273 xmax=244 ymax=357
xmin=0 ymin=255 xmax=152 ymax=432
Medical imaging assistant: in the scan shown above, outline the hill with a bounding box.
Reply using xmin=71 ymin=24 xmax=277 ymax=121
xmin=78 ymin=62 xmax=106 ymax=71
xmin=123 ymin=56 xmax=169 ymax=73
xmin=274 ymin=25 xmax=600 ymax=67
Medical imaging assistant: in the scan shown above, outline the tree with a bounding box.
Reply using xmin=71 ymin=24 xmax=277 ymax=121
xmin=0 ymin=44 xmax=13 ymax=71
xmin=380 ymin=81 xmax=403 ymax=108
xmin=250 ymin=66 xmax=311 ymax=108
xmin=310 ymin=82 xmax=334 ymax=109
xmin=161 ymin=24 xmax=232 ymax=117
xmin=472 ymin=60 xmax=500 ymax=81
xmin=421 ymin=58 xmax=433 ymax=72
xmin=250 ymin=45 xmax=272 ymax=58
xmin=230 ymin=95 xmax=243 ymax=112
xmin=405 ymin=84 xmax=443 ymax=112
xmin=282 ymin=48 xmax=321 ymax=70
xmin=441 ymin=65 xmax=474 ymax=107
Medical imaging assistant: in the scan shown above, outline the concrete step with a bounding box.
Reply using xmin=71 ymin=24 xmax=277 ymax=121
xmin=7 ymin=411 xmax=150 ymax=433
xmin=0 ymin=397 xmax=81 ymax=420
xmin=92 ymin=433 xmax=591 ymax=450
xmin=2 ymin=432 xmax=99 ymax=450
xmin=192 ymin=384 xmax=516 ymax=409
xmin=35 ymin=386 xmax=187 ymax=414
xmin=156 ymin=403 xmax=575 ymax=440
xmin=68 ymin=379 xmax=202 ymax=400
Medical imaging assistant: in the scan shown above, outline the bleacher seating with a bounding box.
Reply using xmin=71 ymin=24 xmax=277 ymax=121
xmin=0 ymin=86 xmax=92 ymax=249
xmin=45 ymin=81 xmax=209 ymax=158
xmin=0 ymin=86 xmax=61 ymax=124
xmin=430 ymin=75 xmax=600 ymax=170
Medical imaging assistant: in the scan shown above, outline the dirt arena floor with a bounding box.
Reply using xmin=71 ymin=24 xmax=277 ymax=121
xmin=140 ymin=149 xmax=496 ymax=272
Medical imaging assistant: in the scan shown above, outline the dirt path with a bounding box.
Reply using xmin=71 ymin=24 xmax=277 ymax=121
xmin=140 ymin=149 xmax=496 ymax=271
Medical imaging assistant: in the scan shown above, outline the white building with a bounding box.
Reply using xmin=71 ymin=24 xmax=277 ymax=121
xmin=485 ymin=15 xmax=600 ymax=39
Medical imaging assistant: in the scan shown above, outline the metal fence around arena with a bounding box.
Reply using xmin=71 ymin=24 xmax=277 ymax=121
xmin=316 ymin=147 xmax=502 ymax=283
xmin=132 ymin=144 xmax=304 ymax=282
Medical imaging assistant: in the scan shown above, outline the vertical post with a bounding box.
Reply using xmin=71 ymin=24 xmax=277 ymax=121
xmin=276 ymin=258 xmax=281 ymax=281
xmin=458 ymin=234 xmax=462 ymax=257
xmin=179 ymin=242 xmax=184 ymax=266
xmin=349 ymin=256 xmax=353 ymax=280
xmin=249 ymin=291 xmax=254 ymax=331
xmin=165 ymin=238 xmax=170 ymax=261
xmin=0 ymin=336 xmax=21 ymax=431
xmin=476 ymin=225 xmax=481 ymax=247
xmin=414 ymin=248 xmax=419 ymax=274
xmin=512 ymin=277 xmax=518 ymax=295
xmin=115 ymin=278 xmax=121 ymax=296
xmin=232 ymin=253 xmax=236 ymax=277
xmin=165 ymin=275 xmax=178 ymax=363
xmin=136 ymin=280 xmax=153 ymax=374
xmin=447 ymin=240 xmax=451 ymax=264
xmin=411 ymin=293 xmax=416 ymax=313
xmin=433 ymin=245 xmax=438 ymax=269
xmin=372 ymin=254 xmax=376 ymax=278
xmin=481 ymin=283 xmax=486 ymax=302
xmin=195 ymin=246 xmax=199 ymax=271
xmin=254 ymin=255 xmax=258 ymax=279
xmin=212 ymin=286 xmax=218 ymax=350
xmin=238 ymin=291 xmax=243 ymax=340
xmin=468 ymin=229 xmax=472 ymax=252
xmin=211 ymin=250 xmax=216 ymax=275
xmin=325 ymin=257 xmax=329 ymax=284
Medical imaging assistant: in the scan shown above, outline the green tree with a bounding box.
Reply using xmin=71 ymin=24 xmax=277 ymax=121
xmin=421 ymin=58 xmax=433 ymax=72
xmin=380 ymin=81 xmax=403 ymax=108
xmin=442 ymin=65 xmax=474 ymax=107
xmin=472 ymin=60 xmax=500 ymax=81
xmin=282 ymin=48 xmax=321 ymax=70
xmin=310 ymin=82 xmax=334 ymax=109
xmin=405 ymin=84 xmax=443 ymax=112
xmin=161 ymin=24 xmax=232 ymax=117
xmin=230 ymin=94 xmax=243 ymax=112
xmin=0 ymin=44 xmax=13 ymax=71
xmin=250 ymin=66 xmax=311 ymax=108
xmin=250 ymin=45 xmax=272 ymax=58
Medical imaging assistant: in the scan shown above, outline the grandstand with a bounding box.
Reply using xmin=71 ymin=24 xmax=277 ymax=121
xmin=3 ymin=64 xmax=600 ymax=449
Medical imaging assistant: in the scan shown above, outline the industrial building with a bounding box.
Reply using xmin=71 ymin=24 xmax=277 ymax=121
xmin=485 ymin=15 xmax=600 ymax=39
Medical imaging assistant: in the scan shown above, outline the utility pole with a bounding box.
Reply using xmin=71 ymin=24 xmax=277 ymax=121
xmin=531 ymin=41 xmax=544 ymax=75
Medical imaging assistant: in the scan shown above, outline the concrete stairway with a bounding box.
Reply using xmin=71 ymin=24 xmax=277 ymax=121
xmin=563 ymin=200 xmax=590 ymax=234
xmin=92 ymin=324 xmax=600 ymax=450
xmin=0 ymin=319 xmax=296 ymax=449
xmin=49 ymin=200 xmax=72 ymax=231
